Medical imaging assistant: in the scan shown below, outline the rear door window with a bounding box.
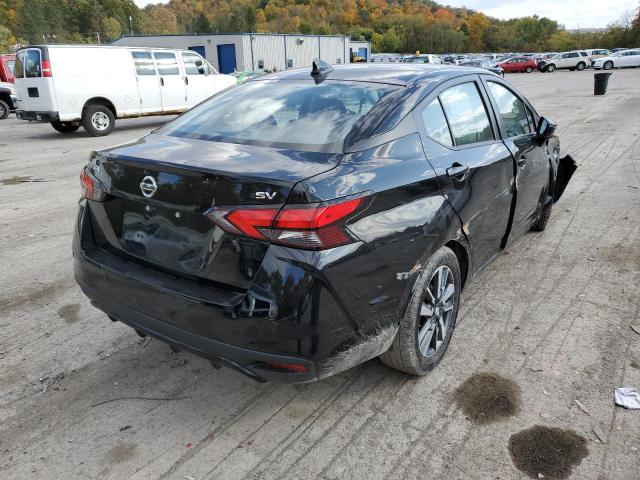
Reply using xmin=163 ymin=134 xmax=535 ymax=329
xmin=7 ymin=60 xmax=15 ymax=75
xmin=153 ymin=51 xmax=180 ymax=75
xmin=438 ymin=82 xmax=494 ymax=146
xmin=25 ymin=49 xmax=41 ymax=78
xmin=420 ymin=98 xmax=453 ymax=147
xmin=486 ymin=82 xmax=531 ymax=137
xmin=131 ymin=51 xmax=157 ymax=76
xmin=14 ymin=51 xmax=24 ymax=78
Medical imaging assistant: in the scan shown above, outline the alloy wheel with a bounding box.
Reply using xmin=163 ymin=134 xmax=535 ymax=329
xmin=417 ymin=265 xmax=455 ymax=357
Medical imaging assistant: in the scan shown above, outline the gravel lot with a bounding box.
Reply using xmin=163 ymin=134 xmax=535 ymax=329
xmin=1 ymin=69 xmax=639 ymax=480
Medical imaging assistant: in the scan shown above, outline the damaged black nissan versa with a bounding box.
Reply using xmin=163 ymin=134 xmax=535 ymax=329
xmin=73 ymin=62 xmax=576 ymax=383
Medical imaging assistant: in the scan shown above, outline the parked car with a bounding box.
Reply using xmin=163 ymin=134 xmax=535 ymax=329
xmin=73 ymin=62 xmax=576 ymax=383
xmin=584 ymin=48 xmax=610 ymax=65
xmin=610 ymin=48 xmax=627 ymax=53
xmin=0 ymin=80 xmax=17 ymax=119
xmin=498 ymin=57 xmax=537 ymax=73
xmin=13 ymin=45 xmax=236 ymax=136
xmin=459 ymin=59 xmax=504 ymax=76
xmin=541 ymin=50 xmax=591 ymax=72
xmin=401 ymin=54 xmax=442 ymax=64
xmin=0 ymin=53 xmax=15 ymax=83
xmin=593 ymin=49 xmax=640 ymax=70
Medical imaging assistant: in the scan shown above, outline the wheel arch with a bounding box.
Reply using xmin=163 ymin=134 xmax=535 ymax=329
xmin=82 ymin=97 xmax=117 ymax=118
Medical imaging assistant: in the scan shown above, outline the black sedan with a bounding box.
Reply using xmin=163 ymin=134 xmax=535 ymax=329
xmin=74 ymin=62 xmax=576 ymax=383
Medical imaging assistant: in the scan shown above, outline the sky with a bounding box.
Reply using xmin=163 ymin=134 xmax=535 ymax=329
xmin=133 ymin=0 xmax=639 ymax=29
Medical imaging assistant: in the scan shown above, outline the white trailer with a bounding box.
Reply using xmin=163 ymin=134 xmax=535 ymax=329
xmin=13 ymin=45 xmax=236 ymax=136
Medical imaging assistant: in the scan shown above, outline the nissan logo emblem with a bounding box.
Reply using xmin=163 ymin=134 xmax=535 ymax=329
xmin=140 ymin=176 xmax=158 ymax=198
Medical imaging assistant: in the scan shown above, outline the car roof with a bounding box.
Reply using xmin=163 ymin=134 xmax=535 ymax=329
xmin=257 ymin=63 xmax=487 ymax=87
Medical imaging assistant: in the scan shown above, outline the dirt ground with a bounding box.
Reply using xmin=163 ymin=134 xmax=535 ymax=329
xmin=1 ymin=69 xmax=639 ymax=480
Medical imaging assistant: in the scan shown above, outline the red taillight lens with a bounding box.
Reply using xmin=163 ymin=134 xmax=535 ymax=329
xmin=80 ymin=167 xmax=105 ymax=201
xmin=263 ymin=361 xmax=309 ymax=373
xmin=208 ymin=197 xmax=365 ymax=250
xmin=41 ymin=60 xmax=52 ymax=77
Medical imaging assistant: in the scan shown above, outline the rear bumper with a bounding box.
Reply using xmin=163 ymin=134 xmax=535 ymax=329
xmin=16 ymin=110 xmax=59 ymax=122
xmin=73 ymin=202 xmax=399 ymax=383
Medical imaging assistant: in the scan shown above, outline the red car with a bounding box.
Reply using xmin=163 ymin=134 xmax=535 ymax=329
xmin=0 ymin=54 xmax=15 ymax=83
xmin=498 ymin=57 xmax=537 ymax=73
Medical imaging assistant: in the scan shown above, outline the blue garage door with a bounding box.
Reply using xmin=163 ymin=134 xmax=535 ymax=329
xmin=216 ymin=44 xmax=237 ymax=74
xmin=188 ymin=45 xmax=206 ymax=58
xmin=358 ymin=47 xmax=368 ymax=61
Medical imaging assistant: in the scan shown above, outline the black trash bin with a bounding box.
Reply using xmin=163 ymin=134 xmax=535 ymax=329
xmin=594 ymin=72 xmax=612 ymax=95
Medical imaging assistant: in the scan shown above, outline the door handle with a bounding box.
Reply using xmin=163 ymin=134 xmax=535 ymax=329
xmin=517 ymin=155 xmax=528 ymax=167
xmin=184 ymin=76 xmax=189 ymax=85
xmin=160 ymin=77 xmax=164 ymax=87
xmin=446 ymin=163 xmax=470 ymax=179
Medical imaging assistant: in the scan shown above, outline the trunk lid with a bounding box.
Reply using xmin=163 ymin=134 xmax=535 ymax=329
xmin=89 ymin=134 xmax=339 ymax=290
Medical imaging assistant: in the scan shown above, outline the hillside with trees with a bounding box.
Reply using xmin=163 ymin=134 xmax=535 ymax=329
xmin=1 ymin=0 xmax=639 ymax=54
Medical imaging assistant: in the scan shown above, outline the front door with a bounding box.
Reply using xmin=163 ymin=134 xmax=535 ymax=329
xmin=415 ymin=78 xmax=515 ymax=271
xmin=181 ymin=51 xmax=212 ymax=107
xmin=153 ymin=51 xmax=187 ymax=112
xmin=131 ymin=51 xmax=161 ymax=114
xmin=484 ymin=79 xmax=549 ymax=239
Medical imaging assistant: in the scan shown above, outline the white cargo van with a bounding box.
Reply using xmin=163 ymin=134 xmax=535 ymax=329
xmin=14 ymin=45 xmax=237 ymax=136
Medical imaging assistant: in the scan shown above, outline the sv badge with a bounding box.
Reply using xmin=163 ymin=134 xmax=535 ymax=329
xmin=255 ymin=191 xmax=277 ymax=200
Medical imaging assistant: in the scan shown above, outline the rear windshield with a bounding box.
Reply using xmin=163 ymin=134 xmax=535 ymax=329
xmin=162 ymin=80 xmax=398 ymax=151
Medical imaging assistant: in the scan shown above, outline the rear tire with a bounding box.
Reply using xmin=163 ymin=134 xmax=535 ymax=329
xmin=380 ymin=246 xmax=461 ymax=375
xmin=603 ymin=61 xmax=613 ymax=70
xmin=531 ymin=203 xmax=552 ymax=232
xmin=576 ymin=62 xmax=586 ymax=71
xmin=82 ymin=104 xmax=115 ymax=136
xmin=51 ymin=121 xmax=80 ymax=133
xmin=0 ymin=99 xmax=9 ymax=120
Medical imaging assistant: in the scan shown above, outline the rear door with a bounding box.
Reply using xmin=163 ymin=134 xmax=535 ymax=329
xmin=131 ymin=50 xmax=161 ymax=114
xmin=482 ymin=78 xmax=548 ymax=238
xmin=153 ymin=51 xmax=187 ymax=112
xmin=415 ymin=77 xmax=515 ymax=271
xmin=14 ymin=47 xmax=57 ymax=113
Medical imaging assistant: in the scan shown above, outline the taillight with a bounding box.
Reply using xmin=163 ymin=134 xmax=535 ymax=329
xmin=207 ymin=196 xmax=365 ymax=250
xmin=41 ymin=59 xmax=52 ymax=77
xmin=80 ymin=167 xmax=105 ymax=201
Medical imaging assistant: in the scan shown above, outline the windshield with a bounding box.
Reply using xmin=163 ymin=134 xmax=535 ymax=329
xmin=162 ymin=80 xmax=398 ymax=151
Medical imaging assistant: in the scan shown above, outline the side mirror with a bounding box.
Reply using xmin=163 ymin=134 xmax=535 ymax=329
xmin=536 ymin=116 xmax=557 ymax=139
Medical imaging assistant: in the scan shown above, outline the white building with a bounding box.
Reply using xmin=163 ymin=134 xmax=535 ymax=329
xmin=112 ymin=33 xmax=364 ymax=74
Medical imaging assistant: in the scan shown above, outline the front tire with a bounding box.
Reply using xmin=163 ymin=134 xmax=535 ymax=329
xmin=576 ymin=62 xmax=586 ymax=71
xmin=380 ymin=246 xmax=461 ymax=375
xmin=531 ymin=203 xmax=552 ymax=232
xmin=0 ymin=99 xmax=9 ymax=120
xmin=82 ymin=104 xmax=115 ymax=136
xmin=546 ymin=64 xmax=556 ymax=73
xmin=51 ymin=121 xmax=80 ymax=133
xmin=526 ymin=66 xmax=533 ymax=73
xmin=603 ymin=61 xmax=613 ymax=70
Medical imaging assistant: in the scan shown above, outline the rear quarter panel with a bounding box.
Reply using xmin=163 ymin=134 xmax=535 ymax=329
xmin=295 ymin=133 xmax=464 ymax=338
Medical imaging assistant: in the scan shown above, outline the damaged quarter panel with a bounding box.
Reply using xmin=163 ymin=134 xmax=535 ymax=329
xmin=289 ymin=132 xmax=462 ymax=376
